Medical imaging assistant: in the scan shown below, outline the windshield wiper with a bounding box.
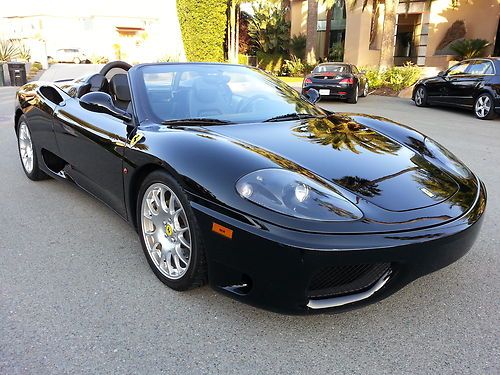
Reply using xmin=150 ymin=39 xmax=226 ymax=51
xmin=161 ymin=118 xmax=231 ymax=125
xmin=263 ymin=113 xmax=322 ymax=122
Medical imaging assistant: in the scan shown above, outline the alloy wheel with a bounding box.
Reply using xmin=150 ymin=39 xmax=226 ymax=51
xmin=140 ymin=183 xmax=192 ymax=280
xmin=18 ymin=122 xmax=34 ymax=174
xmin=475 ymin=95 xmax=491 ymax=118
xmin=415 ymin=87 xmax=425 ymax=106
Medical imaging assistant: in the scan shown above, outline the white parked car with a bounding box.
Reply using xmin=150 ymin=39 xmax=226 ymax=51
xmin=50 ymin=48 xmax=88 ymax=64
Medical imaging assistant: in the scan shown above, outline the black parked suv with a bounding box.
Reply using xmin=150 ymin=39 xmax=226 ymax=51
xmin=412 ymin=57 xmax=500 ymax=120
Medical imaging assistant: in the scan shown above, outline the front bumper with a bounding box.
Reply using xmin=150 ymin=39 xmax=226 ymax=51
xmin=189 ymin=181 xmax=486 ymax=314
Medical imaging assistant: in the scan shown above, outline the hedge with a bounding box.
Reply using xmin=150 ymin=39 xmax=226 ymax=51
xmin=176 ymin=0 xmax=227 ymax=62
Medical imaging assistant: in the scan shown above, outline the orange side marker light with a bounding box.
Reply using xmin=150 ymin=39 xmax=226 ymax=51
xmin=212 ymin=222 xmax=233 ymax=239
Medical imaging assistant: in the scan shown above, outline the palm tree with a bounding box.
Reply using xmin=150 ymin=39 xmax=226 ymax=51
xmin=305 ymin=0 xmax=319 ymax=64
xmin=305 ymin=0 xmax=341 ymax=64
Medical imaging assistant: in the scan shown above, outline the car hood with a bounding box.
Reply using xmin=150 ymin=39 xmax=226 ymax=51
xmin=208 ymin=114 xmax=459 ymax=212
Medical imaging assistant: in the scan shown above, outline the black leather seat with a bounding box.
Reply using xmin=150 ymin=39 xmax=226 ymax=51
xmin=188 ymin=75 xmax=232 ymax=117
xmin=109 ymin=74 xmax=131 ymax=111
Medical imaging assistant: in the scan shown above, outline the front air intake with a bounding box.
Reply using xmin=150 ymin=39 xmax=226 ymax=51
xmin=307 ymin=263 xmax=391 ymax=299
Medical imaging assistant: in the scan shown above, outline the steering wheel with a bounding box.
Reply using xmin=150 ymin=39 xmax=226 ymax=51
xmin=237 ymin=95 xmax=270 ymax=113
xmin=99 ymin=61 xmax=132 ymax=77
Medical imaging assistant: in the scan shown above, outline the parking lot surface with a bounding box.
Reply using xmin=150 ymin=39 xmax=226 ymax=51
xmin=1 ymin=86 xmax=499 ymax=374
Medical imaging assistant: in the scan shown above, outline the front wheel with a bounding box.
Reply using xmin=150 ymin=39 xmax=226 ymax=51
xmin=137 ymin=170 xmax=207 ymax=291
xmin=17 ymin=116 xmax=49 ymax=181
xmin=414 ymin=85 xmax=428 ymax=107
xmin=474 ymin=93 xmax=497 ymax=120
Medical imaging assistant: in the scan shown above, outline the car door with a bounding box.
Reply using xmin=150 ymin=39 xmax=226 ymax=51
xmin=458 ymin=59 xmax=495 ymax=107
xmin=442 ymin=61 xmax=473 ymax=106
xmin=424 ymin=73 xmax=449 ymax=101
xmin=52 ymin=96 xmax=130 ymax=217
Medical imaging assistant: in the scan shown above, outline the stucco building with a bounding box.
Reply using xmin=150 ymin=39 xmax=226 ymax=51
xmin=0 ymin=0 xmax=185 ymax=67
xmin=290 ymin=0 xmax=499 ymax=69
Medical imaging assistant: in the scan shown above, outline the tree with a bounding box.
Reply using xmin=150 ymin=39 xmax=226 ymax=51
xmin=248 ymin=2 xmax=290 ymax=54
xmin=305 ymin=0 xmax=319 ymax=64
xmin=227 ymin=0 xmax=243 ymax=64
xmin=177 ymin=0 xmax=227 ymax=62
xmin=379 ymin=0 xmax=397 ymax=69
xmin=305 ymin=1 xmax=343 ymax=64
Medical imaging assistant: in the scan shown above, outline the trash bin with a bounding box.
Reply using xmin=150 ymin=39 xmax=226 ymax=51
xmin=7 ymin=63 xmax=27 ymax=86
xmin=0 ymin=65 xmax=4 ymax=86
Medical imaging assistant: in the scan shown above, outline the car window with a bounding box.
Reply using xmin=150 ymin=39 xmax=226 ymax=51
xmin=447 ymin=62 xmax=470 ymax=76
xmin=466 ymin=60 xmax=494 ymax=75
xmin=313 ymin=65 xmax=348 ymax=73
xmin=135 ymin=64 xmax=324 ymax=124
xmin=351 ymin=65 xmax=359 ymax=74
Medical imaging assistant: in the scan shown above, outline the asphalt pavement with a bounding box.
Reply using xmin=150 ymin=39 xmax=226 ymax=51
xmin=1 ymin=86 xmax=499 ymax=375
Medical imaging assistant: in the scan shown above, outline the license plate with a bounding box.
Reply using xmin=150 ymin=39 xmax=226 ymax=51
xmin=319 ymin=89 xmax=330 ymax=96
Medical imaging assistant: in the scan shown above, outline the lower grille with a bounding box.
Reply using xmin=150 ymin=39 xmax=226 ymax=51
xmin=307 ymin=263 xmax=391 ymax=298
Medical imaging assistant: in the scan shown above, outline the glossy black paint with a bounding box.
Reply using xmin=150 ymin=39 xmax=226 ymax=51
xmin=412 ymin=57 xmax=500 ymax=112
xmin=302 ymin=63 xmax=368 ymax=100
xmin=14 ymin=63 xmax=486 ymax=313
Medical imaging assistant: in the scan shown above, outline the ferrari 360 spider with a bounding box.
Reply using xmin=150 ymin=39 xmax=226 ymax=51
xmin=14 ymin=61 xmax=486 ymax=313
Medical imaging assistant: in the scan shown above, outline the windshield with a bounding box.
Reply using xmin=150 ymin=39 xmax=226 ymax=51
xmin=313 ymin=65 xmax=348 ymax=73
xmin=135 ymin=64 xmax=324 ymax=124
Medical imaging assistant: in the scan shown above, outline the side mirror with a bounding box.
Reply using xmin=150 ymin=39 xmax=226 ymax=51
xmin=303 ymin=88 xmax=320 ymax=104
xmin=79 ymin=91 xmax=131 ymax=122
xmin=360 ymin=70 xmax=366 ymax=74
xmin=437 ymin=70 xmax=446 ymax=77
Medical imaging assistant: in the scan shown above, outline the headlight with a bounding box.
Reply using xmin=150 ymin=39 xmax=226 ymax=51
xmin=235 ymin=169 xmax=363 ymax=221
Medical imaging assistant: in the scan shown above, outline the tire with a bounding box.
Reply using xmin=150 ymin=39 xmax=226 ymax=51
xmin=474 ymin=93 xmax=497 ymax=120
xmin=361 ymin=82 xmax=369 ymax=97
xmin=73 ymin=57 xmax=81 ymax=64
xmin=414 ymin=85 xmax=428 ymax=107
xmin=17 ymin=115 xmax=49 ymax=181
xmin=347 ymin=84 xmax=359 ymax=104
xmin=137 ymin=170 xmax=207 ymax=291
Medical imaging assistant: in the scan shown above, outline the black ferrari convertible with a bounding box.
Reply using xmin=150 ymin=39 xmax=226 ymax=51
xmin=15 ymin=61 xmax=486 ymax=313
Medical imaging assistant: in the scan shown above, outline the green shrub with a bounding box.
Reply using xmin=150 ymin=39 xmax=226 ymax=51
xmin=289 ymin=34 xmax=306 ymax=60
xmin=449 ymin=38 xmax=491 ymax=60
xmin=283 ymin=55 xmax=304 ymax=77
xmin=238 ymin=54 xmax=249 ymax=65
xmin=361 ymin=63 xmax=421 ymax=91
xmin=32 ymin=61 xmax=43 ymax=70
xmin=328 ymin=42 xmax=344 ymax=62
xmin=90 ymin=56 xmax=110 ymax=64
xmin=177 ymin=0 xmax=227 ymax=62
xmin=257 ymin=52 xmax=284 ymax=74
xmin=383 ymin=63 xmax=421 ymax=91
xmin=361 ymin=66 xmax=385 ymax=89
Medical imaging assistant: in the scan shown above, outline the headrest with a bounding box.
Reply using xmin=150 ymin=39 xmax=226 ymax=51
xmin=109 ymin=74 xmax=131 ymax=102
xmin=192 ymin=78 xmax=219 ymax=103
xmin=87 ymin=73 xmax=108 ymax=92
